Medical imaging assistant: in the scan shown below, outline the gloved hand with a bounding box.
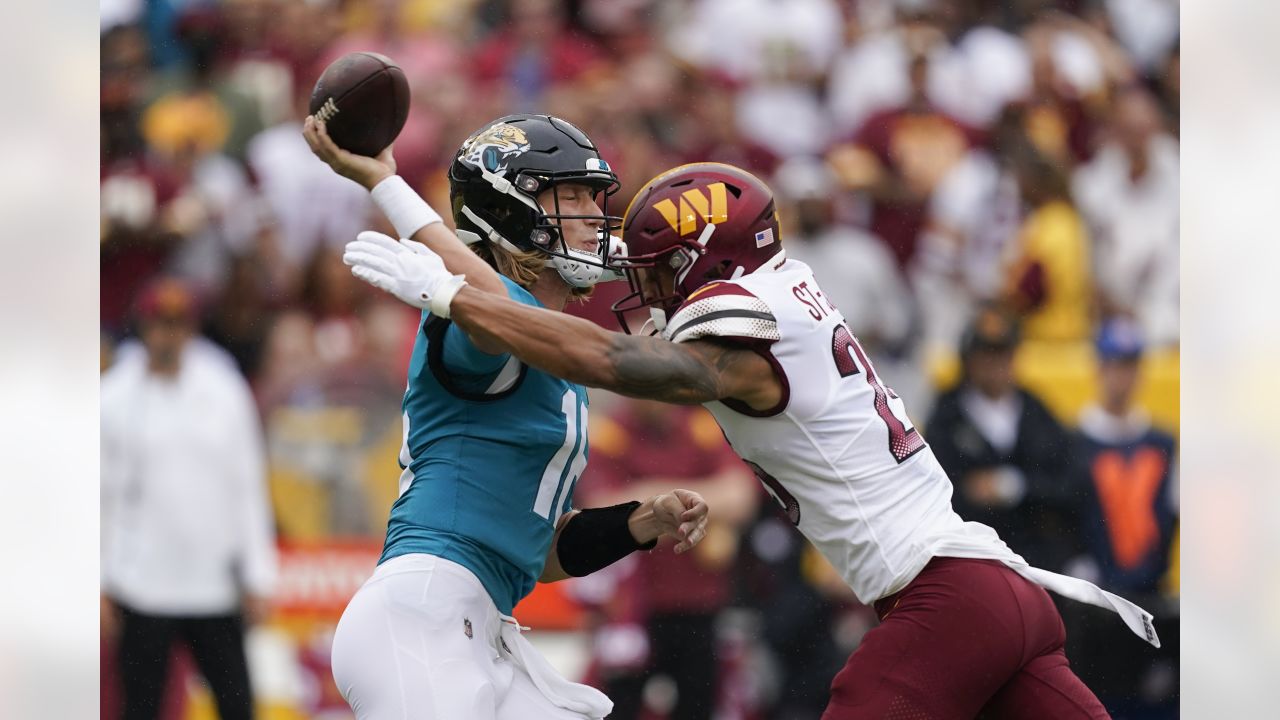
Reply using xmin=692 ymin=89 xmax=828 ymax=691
xmin=342 ymin=231 xmax=467 ymax=317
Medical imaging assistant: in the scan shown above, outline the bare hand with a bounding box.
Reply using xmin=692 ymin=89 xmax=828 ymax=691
xmin=302 ymin=115 xmax=397 ymax=190
xmin=651 ymin=489 xmax=710 ymax=554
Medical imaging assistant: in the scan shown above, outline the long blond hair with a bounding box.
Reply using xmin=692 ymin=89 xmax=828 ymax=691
xmin=471 ymin=241 xmax=594 ymax=301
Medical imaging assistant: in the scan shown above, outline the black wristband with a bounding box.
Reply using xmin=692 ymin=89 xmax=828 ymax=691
xmin=556 ymin=501 xmax=657 ymax=577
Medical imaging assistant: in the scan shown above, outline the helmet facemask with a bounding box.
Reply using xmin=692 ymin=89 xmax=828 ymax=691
xmin=611 ymin=223 xmax=719 ymax=335
xmin=532 ymin=176 xmax=627 ymax=288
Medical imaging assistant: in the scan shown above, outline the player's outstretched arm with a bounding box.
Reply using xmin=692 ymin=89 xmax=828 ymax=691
xmin=539 ymin=490 xmax=710 ymax=583
xmin=302 ymin=116 xmax=506 ymax=296
xmin=343 ymin=237 xmax=783 ymax=408
xmin=449 ymin=286 xmax=782 ymax=409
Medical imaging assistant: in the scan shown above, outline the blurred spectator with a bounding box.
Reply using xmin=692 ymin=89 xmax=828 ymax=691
xmin=1015 ymin=6 xmax=1140 ymax=165
xmin=771 ymin=156 xmax=925 ymax=402
xmin=827 ymin=0 xmax=1032 ymax=134
xmin=1066 ymin=317 xmax=1179 ymax=718
xmin=202 ymin=254 xmax=276 ymax=378
xmin=773 ymin=157 xmax=912 ymax=352
xmin=254 ymin=309 xmax=324 ymax=410
xmin=470 ymin=0 xmax=606 ymax=113
xmin=246 ymin=85 xmax=374 ymax=293
xmin=1001 ymin=142 xmax=1093 ymax=343
xmin=1071 ymin=318 xmax=1178 ymax=594
xmin=672 ymin=71 xmax=780 ymax=177
xmin=101 ymin=23 xmax=151 ymax=167
xmin=1073 ymin=85 xmax=1179 ymax=347
xmin=140 ymin=83 xmax=264 ymax=294
xmin=912 ymin=110 xmax=1020 ymax=363
xmin=924 ymin=305 xmax=1077 ymax=571
xmin=1021 ymin=7 xmax=1129 ymax=110
xmin=669 ymin=0 xmax=843 ymax=158
xmin=257 ymin=252 xmax=412 ymax=537
xmin=101 ymin=278 xmax=278 ymax=720
xmin=828 ymin=51 xmax=979 ymax=272
xmin=575 ymin=399 xmax=757 ymax=720
xmin=1017 ymin=40 xmax=1100 ymax=166
xmin=102 ymin=11 xmax=269 ymax=327
xmin=145 ymin=7 xmax=269 ymax=162
xmin=101 ymin=23 xmax=182 ymax=333
xmin=733 ymin=495 xmax=863 ymax=720
xmin=254 ymin=289 xmax=412 ymax=539
xmin=298 ymin=247 xmax=369 ymax=363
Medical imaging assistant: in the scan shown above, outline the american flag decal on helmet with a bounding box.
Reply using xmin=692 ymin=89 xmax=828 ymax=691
xmin=754 ymin=228 xmax=775 ymax=248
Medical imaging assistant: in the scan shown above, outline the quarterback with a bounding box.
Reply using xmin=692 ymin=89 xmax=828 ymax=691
xmin=338 ymin=159 xmax=1159 ymax=718
xmin=305 ymin=115 xmax=710 ymax=720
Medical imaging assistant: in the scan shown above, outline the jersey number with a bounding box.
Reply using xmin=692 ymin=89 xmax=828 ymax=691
xmin=533 ymin=389 xmax=588 ymax=524
xmin=831 ymin=324 xmax=925 ymax=463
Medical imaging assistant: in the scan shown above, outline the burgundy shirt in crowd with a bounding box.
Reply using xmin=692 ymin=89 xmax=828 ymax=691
xmin=851 ymin=107 xmax=980 ymax=270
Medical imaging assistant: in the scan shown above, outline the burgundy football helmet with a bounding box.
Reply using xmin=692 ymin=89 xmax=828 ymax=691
xmin=612 ymin=162 xmax=783 ymax=334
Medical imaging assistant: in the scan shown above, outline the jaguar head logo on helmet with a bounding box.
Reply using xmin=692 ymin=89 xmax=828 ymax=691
xmin=449 ymin=114 xmax=626 ymax=289
xmin=459 ymin=123 xmax=531 ymax=175
xmin=611 ymin=162 xmax=785 ymax=333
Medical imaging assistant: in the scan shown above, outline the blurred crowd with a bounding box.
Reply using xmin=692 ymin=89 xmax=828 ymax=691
xmin=100 ymin=0 xmax=1179 ymax=718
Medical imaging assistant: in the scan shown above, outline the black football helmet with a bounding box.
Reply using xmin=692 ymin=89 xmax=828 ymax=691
xmin=448 ymin=114 xmax=624 ymax=287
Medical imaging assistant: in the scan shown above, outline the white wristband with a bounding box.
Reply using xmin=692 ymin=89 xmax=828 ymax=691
xmin=426 ymin=275 xmax=468 ymax=319
xmin=371 ymin=175 xmax=443 ymax=239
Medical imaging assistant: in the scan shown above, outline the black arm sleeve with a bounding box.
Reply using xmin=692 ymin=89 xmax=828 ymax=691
xmin=555 ymin=501 xmax=658 ymax=577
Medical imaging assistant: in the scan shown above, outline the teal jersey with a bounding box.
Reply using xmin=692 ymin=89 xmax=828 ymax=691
xmin=380 ymin=277 xmax=589 ymax=614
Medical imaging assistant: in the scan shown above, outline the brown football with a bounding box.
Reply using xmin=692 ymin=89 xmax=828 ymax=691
xmin=309 ymin=52 xmax=410 ymax=157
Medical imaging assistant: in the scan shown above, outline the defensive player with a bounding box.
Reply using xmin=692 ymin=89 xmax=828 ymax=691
xmin=341 ymin=161 xmax=1162 ymax=719
xmin=304 ymin=115 xmax=710 ymax=720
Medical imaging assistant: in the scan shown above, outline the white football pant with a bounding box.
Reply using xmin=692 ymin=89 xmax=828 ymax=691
xmin=331 ymin=554 xmax=611 ymax=720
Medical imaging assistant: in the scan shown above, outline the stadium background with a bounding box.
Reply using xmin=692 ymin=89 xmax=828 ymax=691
xmin=98 ymin=0 xmax=1179 ymax=718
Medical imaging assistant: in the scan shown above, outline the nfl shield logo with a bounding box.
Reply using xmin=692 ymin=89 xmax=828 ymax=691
xmin=755 ymin=228 xmax=775 ymax=248
xmin=463 ymin=618 xmax=473 ymax=639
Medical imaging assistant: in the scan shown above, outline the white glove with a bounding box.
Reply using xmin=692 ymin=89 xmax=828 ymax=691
xmin=343 ymin=230 xmax=467 ymax=317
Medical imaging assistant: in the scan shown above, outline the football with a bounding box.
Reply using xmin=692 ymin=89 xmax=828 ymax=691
xmin=308 ymin=52 xmax=410 ymax=157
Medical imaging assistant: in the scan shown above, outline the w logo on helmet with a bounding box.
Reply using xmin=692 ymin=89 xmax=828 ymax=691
xmin=653 ymin=182 xmax=729 ymax=236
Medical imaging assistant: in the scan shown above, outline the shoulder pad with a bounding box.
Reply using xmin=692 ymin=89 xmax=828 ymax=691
xmin=664 ymin=282 xmax=779 ymax=345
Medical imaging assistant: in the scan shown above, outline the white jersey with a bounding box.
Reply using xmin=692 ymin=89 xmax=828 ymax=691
xmin=663 ymin=256 xmax=1160 ymax=646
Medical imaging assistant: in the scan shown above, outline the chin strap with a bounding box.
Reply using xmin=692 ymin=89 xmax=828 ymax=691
xmin=545 ymin=234 xmax=628 ymax=288
xmin=646 ymin=308 xmax=668 ymax=335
